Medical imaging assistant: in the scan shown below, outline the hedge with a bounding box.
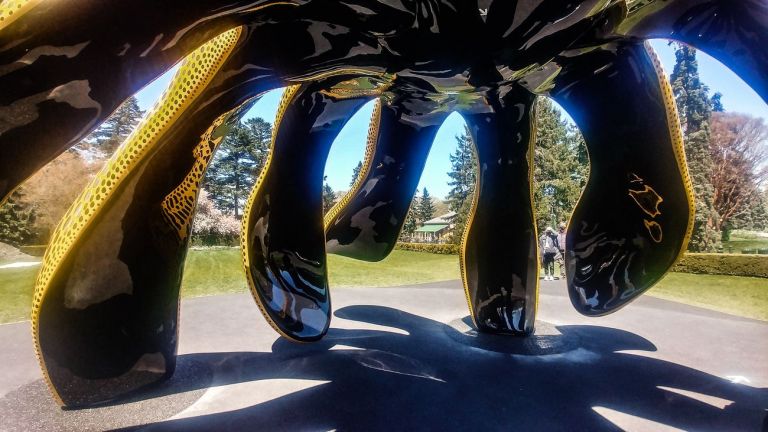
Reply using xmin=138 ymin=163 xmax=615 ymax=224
xmin=672 ymin=253 xmax=768 ymax=279
xmin=394 ymin=243 xmax=768 ymax=278
xmin=395 ymin=242 xmax=460 ymax=255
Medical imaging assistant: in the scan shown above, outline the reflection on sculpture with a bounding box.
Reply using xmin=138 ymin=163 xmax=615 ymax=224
xmin=0 ymin=0 xmax=765 ymax=407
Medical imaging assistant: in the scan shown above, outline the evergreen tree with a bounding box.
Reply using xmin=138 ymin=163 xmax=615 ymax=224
xmin=322 ymin=176 xmax=336 ymax=214
xmin=533 ymin=97 xmax=586 ymax=231
xmin=87 ymin=96 xmax=145 ymax=154
xmin=350 ymin=161 xmax=363 ymax=187
xmin=711 ymin=92 xmax=724 ymax=112
xmin=204 ymin=117 xmax=271 ymax=217
xmin=399 ymin=197 xmax=419 ymax=241
xmin=670 ymin=44 xmax=721 ymax=251
xmin=446 ymin=128 xmax=477 ymax=244
xmin=417 ymin=187 xmax=436 ymax=222
xmin=0 ymin=190 xmax=37 ymax=247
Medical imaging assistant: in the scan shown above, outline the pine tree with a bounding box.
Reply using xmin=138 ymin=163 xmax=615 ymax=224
xmin=417 ymin=187 xmax=436 ymax=222
xmin=350 ymin=161 xmax=363 ymax=187
xmin=203 ymin=117 xmax=271 ymax=218
xmin=87 ymin=96 xmax=145 ymax=155
xmin=322 ymin=176 xmax=336 ymax=214
xmin=399 ymin=198 xmax=419 ymax=241
xmin=711 ymin=92 xmax=724 ymax=112
xmin=446 ymin=127 xmax=477 ymax=244
xmin=0 ymin=190 xmax=37 ymax=247
xmin=533 ymin=97 xmax=585 ymax=231
xmin=670 ymin=44 xmax=721 ymax=251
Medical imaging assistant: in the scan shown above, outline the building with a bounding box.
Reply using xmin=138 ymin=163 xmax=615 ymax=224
xmin=413 ymin=212 xmax=456 ymax=243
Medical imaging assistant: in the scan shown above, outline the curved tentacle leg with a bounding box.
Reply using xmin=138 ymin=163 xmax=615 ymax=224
xmin=549 ymin=42 xmax=693 ymax=316
xmin=0 ymin=0 xmax=299 ymax=202
xmin=325 ymin=96 xmax=448 ymax=261
xmin=242 ymin=82 xmax=372 ymax=342
xmin=459 ymin=85 xmax=539 ymax=335
xmin=33 ymin=28 xmax=278 ymax=408
xmin=620 ymin=0 xmax=768 ymax=101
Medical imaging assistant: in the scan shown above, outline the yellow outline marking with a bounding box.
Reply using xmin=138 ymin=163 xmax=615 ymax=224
xmin=644 ymin=42 xmax=695 ymax=266
xmin=240 ymin=85 xmax=308 ymax=343
xmin=31 ymin=27 xmax=244 ymax=406
xmin=323 ymin=99 xmax=382 ymax=228
xmin=458 ymin=117 xmax=481 ymax=329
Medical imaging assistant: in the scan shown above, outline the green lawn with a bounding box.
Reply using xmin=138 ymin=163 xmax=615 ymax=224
xmin=647 ymin=273 xmax=768 ymax=321
xmin=1 ymin=249 xmax=765 ymax=323
xmin=722 ymin=230 xmax=768 ymax=253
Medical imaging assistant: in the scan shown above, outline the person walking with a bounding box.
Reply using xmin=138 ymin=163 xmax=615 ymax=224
xmin=556 ymin=222 xmax=567 ymax=279
xmin=540 ymin=227 xmax=559 ymax=281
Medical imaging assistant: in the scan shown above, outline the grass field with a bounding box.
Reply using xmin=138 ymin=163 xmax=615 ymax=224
xmin=722 ymin=230 xmax=768 ymax=253
xmin=1 ymin=249 xmax=765 ymax=323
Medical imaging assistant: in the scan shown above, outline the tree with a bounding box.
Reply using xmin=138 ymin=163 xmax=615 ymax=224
xmin=670 ymin=44 xmax=721 ymax=252
xmin=533 ymin=97 xmax=586 ymax=231
xmin=416 ymin=187 xmax=436 ymax=223
xmin=322 ymin=176 xmax=336 ymax=214
xmin=0 ymin=190 xmax=37 ymax=247
xmin=711 ymin=92 xmax=724 ymax=113
xmin=446 ymin=128 xmax=477 ymax=244
xmin=191 ymin=189 xmax=241 ymax=246
xmin=709 ymin=112 xmax=768 ymax=237
xmin=350 ymin=161 xmax=363 ymax=187
xmin=399 ymin=197 xmax=419 ymax=241
xmin=204 ymin=117 xmax=271 ymax=217
xmin=85 ymin=96 xmax=145 ymax=155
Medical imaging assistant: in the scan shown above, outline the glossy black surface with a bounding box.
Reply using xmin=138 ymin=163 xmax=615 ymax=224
xmin=242 ymin=82 xmax=369 ymax=342
xmin=1 ymin=0 xmax=765 ymax=408
xmin=460 ymin=86 xmax=539 ymax=335
xmin=325 ymin=91 xmax=448 ymax=261
xmin=550 ymin=42 xmax=692 ymax=315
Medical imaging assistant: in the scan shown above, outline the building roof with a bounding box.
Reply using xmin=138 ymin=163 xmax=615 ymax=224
xmin=415 ymin=223 xmax=450 ymax=233
xmin=422 ymin=212 xmax=456 ymax=225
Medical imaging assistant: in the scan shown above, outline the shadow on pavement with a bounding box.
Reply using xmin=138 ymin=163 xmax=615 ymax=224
xmin=120 ymin=305 xmax=767 ymax=431
xmin=2 ymin=305 xmax=765 ymax=431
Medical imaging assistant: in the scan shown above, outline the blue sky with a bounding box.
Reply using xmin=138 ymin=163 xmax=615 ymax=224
xmin=136 ymin=39 xmax=767 ymax=199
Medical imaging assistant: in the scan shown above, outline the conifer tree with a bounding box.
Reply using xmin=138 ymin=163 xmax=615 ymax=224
xmin=533 ymin=98 xmax=585 ymax=231
xmin=87 ymin=96 xmax=145 ymax=154
xmin=446 ymin=128 xmax=477 ymax=244
xmin=399 ymin=198 xmax=418 ymax=241
xmin=417 ymin=187 xmax=436 ymax=222
xmin=0 ymin=190 xmax=37 ymax=247
xmin=322 ymin=176 xmax=336 ymax=214
xmin=204 ymin=117 xmax=271 ymax=217
xmin=670 ymin=44 xmax=721 ymax=251
xmin=350 ymin=161 xmax=363 ymax=187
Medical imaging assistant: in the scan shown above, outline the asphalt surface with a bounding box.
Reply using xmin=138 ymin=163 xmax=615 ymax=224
xmin=0 ymin=280 xmax=766 ymax=431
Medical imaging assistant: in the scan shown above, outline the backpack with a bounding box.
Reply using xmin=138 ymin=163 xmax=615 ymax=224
xmin=540 ymin=234 xmax=557 ymax=254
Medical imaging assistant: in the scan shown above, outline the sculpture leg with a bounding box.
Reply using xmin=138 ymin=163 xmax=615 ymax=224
xmin=32 ymin=28 xmax=279 ymax=408
xmin=549 ymin=42 xmax=693 ymax=315
xmin=325 ymin=99 xmax=447 ymax=261
xmin=620 ymin=0 xmax=768 ymax=102
xmin=0 ymin=0 xmax=295 ymax=202
xmin=460 ymin=85 xmax=539 ymax=335
xmin=242 ymin=83 xmax=370 ymax=342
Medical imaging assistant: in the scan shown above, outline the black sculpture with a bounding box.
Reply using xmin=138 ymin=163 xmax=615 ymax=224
xmin=0 ymin=0 xmax=765 ymax=407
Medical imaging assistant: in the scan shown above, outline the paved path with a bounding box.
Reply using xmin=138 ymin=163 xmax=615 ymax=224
xmin=0 ymin=280 xmax=766 ymax=431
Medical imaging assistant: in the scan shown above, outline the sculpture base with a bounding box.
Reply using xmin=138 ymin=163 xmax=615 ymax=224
xmin=444 ymin=317 xmax=580 ymax=356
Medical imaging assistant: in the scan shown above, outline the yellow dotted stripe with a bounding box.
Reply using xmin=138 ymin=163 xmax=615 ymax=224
xmin=644 ymin=42 xmax=695 ymax=264
xmin=458 ymin=121 xmax=481 ymax=329
xmin=323 ymin=98 xmax=382 ymax=228
xmin=161 ymin=110 xmax=231 ymax=241
xmin=240 ymin=84 xmax=305 ymax=343
xmin=0 ymin=0 xmax=42 ymax=32
xmin=30 ymin=27 xmax=243 ymax=406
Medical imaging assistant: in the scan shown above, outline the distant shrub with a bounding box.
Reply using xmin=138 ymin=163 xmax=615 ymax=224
xmin=672 ymin=253 xmax=768 ymax=278
xmin=191 ymin=190 xmax=240 ymax=247
xmin=395 ymin=242 xmax=460 ymax=255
